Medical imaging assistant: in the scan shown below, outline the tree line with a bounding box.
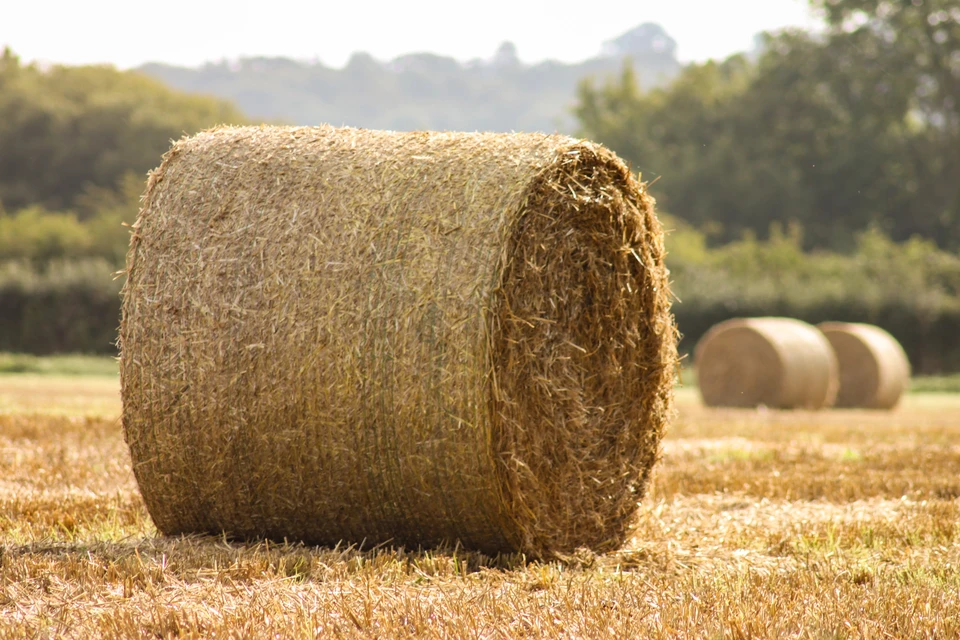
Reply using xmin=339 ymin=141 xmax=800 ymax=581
xmin=1 ymin=0 xmax=959 ymax=367
xmin=0 ymin=46 xmax=246 ymax=264
xmin=577 ymin=0 xmax=960 ymax=250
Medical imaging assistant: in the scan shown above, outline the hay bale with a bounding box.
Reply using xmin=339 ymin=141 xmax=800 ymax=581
xmin=120 ymin=125 xmax=677 ymax=558
xmin=817 ymin=322 xmax=910 ymax=409
xmin=695 ymin=317 xmax=838 ymax=409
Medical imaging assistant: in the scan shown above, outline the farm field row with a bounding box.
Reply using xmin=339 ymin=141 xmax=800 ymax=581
xmin=1 ymin=376 xmax=958 ymax=637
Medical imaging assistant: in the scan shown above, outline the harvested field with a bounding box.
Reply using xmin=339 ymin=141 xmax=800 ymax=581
xmin=2 ymin=377 xmax=959 ymax=638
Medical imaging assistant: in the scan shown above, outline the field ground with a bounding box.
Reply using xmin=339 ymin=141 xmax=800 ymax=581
xmin=1 ymin=370 xmax=959 ymax=638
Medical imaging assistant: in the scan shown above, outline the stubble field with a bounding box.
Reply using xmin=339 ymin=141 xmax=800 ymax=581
xmin=1 ymin=375 xmax=958 ymax=638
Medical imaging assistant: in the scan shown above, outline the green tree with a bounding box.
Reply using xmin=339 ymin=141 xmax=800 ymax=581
xmin=0 ymin=50 xmax=246 ymax=213
xmin=809 ymin=0 xmax=960 ymax=243
xmin=575 ymin=3 xmax=960 ymax=248
xmin=575 ymin=55 xmax=811 ymax=245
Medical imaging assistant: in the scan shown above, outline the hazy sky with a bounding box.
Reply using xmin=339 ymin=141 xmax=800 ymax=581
xmin=3 ymin=0 xmax=821 ymax=69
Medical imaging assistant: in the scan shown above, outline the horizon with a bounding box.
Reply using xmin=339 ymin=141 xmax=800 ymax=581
xmin=2 ymin=0 xmax=821 ymax=71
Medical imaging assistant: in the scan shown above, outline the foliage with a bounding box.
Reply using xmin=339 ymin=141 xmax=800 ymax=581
xmin=1 ymin=3 xmax=959 ymax=369
xmin=0 ymin=260 xmax=121 ymax=355
xmin=0 ymin=176 xmax=139 ymax=266
xmin=0 ymin=47 xmax=246 ymax=213
xmin=0 ymin=47 xmax=240 ymax=268
xmin=576 ymin=0 xmax=960 ymax=249
xmin=1 ymin=226 xmax=959 ymax=371
xmin=0 ymin=207 xmax=93 ymax=263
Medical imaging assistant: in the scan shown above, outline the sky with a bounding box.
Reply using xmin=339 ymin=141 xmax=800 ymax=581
xmin=2 ymin=0 xmax=822 ymax=69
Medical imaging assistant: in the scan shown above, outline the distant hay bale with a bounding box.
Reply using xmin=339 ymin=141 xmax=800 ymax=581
xmin=119 ymin=125 xmax=677 ymax=558
xmin=695 ymin=317 xmax=838 ymax=409
xmin=817 ymin=323 xmax=910 ymax=410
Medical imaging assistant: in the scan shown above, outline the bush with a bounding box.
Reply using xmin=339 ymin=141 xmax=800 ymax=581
xmin=0 ymin=207 xmax=94 ymax=262
xmin=0 ymin=226 xmax=958 ymax=372
xmin=0 ymin=260 xmax=121 ymax=355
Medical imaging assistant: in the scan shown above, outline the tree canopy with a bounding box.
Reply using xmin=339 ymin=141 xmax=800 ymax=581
xmin=575 ymin=0 xmax=960 ymax=249
xmin=0 ymin=47 xmax=246 ymax=213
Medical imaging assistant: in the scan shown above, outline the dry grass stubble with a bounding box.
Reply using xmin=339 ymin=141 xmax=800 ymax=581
xmin=1 ymin=383 xmax=959 ymax=637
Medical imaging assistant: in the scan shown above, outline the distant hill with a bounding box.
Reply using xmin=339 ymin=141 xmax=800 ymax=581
xmin=138 ymin=23 xmax=681 ymax=133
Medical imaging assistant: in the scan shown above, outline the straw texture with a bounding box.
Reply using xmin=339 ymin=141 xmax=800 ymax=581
xmin=695 ymin=317 xmax=838 ymax=409
xmin=818 ymin=323 xmax=910 ymax=410
xmin=119 ymin=125 xmax=677 ymax=558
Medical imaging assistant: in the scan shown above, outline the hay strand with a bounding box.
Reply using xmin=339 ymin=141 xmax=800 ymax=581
xmin=119 ymin=125 xmax=677 ymax=558
xmin=817 ymin=322 xmax=910 ymax=410
xmin=695 ymin=317 xmax=838 ymax=409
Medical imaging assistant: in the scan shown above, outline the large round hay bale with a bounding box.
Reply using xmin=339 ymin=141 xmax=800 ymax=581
xmin=120 ymin=125 xmax=677 ymax=558
xmin=695 ymin=317 xmax=838 ymax=409
xmin=817 ymin=322 xmax=910 ymax=409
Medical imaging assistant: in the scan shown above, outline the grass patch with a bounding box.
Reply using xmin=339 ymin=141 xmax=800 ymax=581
xmin=0 ymin=353 xmax=117 ymax=377
xmin=911 ymin=374 xmax=960 ymax=394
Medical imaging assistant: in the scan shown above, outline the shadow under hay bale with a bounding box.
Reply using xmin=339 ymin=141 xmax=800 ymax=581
xmin=120 ymin=125 xmax=677 ymax=559
xmin=695 ymin=317 xmax=838 ymax=410
xmin=818 ymin=322 xmax=910 ymax=410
